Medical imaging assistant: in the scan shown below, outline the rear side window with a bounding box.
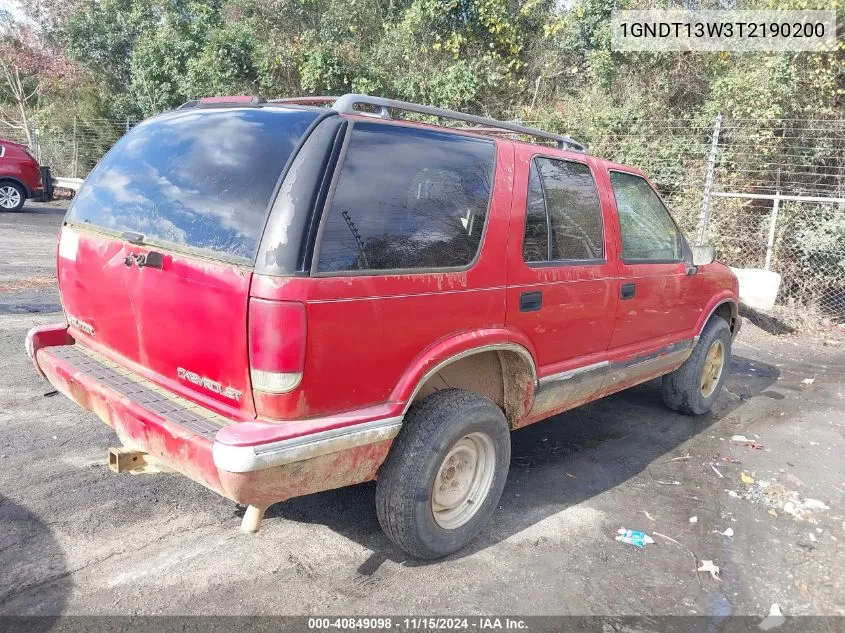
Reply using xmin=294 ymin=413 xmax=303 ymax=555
xmin=523 ymin=157 xmax=603 ymax=263
xmin=610 ymin=171 xmax=682 ymax=262
xmin=316 ymin=122 xmax=495 ymax=273
xmin=66 ymin=107 xmax=319 ymax=263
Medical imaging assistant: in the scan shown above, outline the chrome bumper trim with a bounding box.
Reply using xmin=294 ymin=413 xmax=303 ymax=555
xmin=213 ymin=416 xmax=404 ymax=473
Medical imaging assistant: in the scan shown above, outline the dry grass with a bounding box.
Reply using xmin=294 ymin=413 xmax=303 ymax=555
xmin=0 ymin=276 xmax=57 ymax=293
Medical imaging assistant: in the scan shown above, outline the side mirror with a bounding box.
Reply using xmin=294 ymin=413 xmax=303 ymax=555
xmin=692 ymin=245 xmax=716 ymax=266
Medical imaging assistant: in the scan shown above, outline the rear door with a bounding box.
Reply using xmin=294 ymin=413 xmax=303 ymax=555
xmin=58 ymin=106 xmax=319 ymax=417
xmin=505 ymin=146 xmax=619 ymax=418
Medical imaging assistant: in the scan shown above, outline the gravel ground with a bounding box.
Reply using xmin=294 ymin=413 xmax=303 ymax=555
xmin=1 ymin=201 xmax=844 ymax=618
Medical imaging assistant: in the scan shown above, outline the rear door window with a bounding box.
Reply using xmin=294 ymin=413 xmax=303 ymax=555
xmin=66 ymin=107 xmax=319 ymax=264
xmin=315 ymin=122 xmax=495 ymax=273
xmin=523 ymin=157 xmax=604 ymax=263
xmin=609 ymin=171 xmax=682 ymax=262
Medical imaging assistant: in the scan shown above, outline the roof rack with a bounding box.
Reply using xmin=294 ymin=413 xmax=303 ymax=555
xmin=272 ymin=94 xmax=586 ymax=152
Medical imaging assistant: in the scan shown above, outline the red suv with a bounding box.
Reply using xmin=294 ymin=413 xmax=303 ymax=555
xmin=0 ymin=139 xmax=52 ymax=211
xmin=26 ymin=95 xmax=740 ymax=559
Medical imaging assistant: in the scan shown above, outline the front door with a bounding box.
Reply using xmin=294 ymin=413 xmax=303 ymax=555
xmin=602 ymin=169 xmax=701 ymax=388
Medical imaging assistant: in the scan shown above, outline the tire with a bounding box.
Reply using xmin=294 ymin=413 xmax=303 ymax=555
xmin=662 ymin=316 xmax=732 ymax=415
xmin=376 ymin=389 xmax=510 ymax=560
xmin=0 ymin=181 xmax=26 ymax=212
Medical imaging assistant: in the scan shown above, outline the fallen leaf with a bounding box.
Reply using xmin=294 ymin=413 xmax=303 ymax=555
xmin=642 ymin=511 xmax=656 ymax=522
xmin=697 ymin=560 xmax=721 ymax=580
xmin=740 ymin=471 xmax=755 ymax=485
xmin=768 ymin=509 xmax=778 ymax=517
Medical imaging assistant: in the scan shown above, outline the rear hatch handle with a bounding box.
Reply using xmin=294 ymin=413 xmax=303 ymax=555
xmin=124 ymin=251 xmax=164 ymax=269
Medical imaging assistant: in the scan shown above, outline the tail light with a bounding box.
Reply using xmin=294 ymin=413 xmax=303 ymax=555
xmin=248 ymin=299 xmax=306 ymax=394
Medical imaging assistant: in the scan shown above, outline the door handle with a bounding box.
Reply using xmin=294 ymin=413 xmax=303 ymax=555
xmin=520 ymin=291 xmax=543 ymax=312
xmin=620 ymin=283 xmax=636 ymax=300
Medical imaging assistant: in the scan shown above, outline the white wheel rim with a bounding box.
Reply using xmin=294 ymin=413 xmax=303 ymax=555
xmin=0 ymin=185 xmax=22 ymax=209
xmin=431 ymin=432 xmax=496 ymax=530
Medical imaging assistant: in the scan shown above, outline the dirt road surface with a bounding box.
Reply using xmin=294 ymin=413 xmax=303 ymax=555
xmin=2 ymin=202 xmax=844 ymax=618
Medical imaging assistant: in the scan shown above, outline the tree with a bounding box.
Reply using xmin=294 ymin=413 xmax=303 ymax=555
xmin=0 ymin=14 xmax=79 ymax=146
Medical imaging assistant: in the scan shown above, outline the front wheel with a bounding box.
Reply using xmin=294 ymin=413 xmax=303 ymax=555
xmin=375 ymin=389 xmax=511 ymax=560
xmin=662 ymin=317 xmax=732 ymax=415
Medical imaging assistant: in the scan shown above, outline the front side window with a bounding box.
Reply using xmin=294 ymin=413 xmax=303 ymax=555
xmin=523 ymin=157 xmax=604 ymax=263
xmin=316 ymin=122 xmax=495 ymax=273
xmin=610 ymin=171 xmax=682 ymax=262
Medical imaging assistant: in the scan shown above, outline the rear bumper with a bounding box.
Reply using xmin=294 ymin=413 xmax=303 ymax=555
xmin=27 ymin=324 xmax=398 ymax=506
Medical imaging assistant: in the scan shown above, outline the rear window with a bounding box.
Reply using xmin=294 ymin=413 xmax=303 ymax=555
xmin=67 ymin=107 xmax=319 ymax=263
xmin=315 ymin=122 xmax=495 ymax=273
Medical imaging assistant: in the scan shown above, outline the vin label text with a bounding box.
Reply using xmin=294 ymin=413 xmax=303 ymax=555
xmin=611 ymin=10 xmax=836 ymax=52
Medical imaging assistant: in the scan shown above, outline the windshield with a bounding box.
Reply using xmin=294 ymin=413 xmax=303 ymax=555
xmin=66 ymin=107 xmax=319 ymax=264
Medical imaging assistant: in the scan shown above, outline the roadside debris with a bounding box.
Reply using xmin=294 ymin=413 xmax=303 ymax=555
xmin=653 ymin=531 xmax=706 ymax=589
xmin=737 ymin=480 xmax=832 ymax=520
xmin=802 ymin=377 xmax=815 ymax=385
xmin=711 ymin=465 xmax=724 ymax=478
xmin=689 ymin=516 xmax=698 ymax=524
xmin=642 ymin=511 xmax=656 ymax=522
xmin=759 ymin=604 xmax=785 ymax=631
xmin=697 ymin=560 xmax=720 ymax=581
xmin=615 ymin=528 xmax=654 ymax=548
xmin=719 ymin=527 xmax=734 ymax=537
xmin=730 ymin=435 xmax=765 ymax=450
xmin=804 ymin=499 xmax=830 ymax=510
xmin=657 ymin=480 xmax=682 ymax=486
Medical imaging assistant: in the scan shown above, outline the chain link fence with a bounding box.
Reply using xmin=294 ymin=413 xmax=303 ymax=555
xmin=2 ymin=113 xmax=843 ymax=320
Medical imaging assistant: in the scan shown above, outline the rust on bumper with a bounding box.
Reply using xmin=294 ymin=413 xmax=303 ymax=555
xmin=33 ymin=336 xmax=397 ymax=508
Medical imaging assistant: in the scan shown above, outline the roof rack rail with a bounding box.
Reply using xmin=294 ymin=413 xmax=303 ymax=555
xmin=178 ymin=95 xmax=266 ymax=109
xmin=333 ymin=94 xmax=586 ymax=152
xmin=271 ymin=96 xmax=340 ymax=106
xmin=271 ymin=94 xmax=586 ymax=152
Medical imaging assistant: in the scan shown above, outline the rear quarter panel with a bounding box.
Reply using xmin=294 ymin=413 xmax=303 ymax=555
xmin=249 ymin=141 xmax=516 ymax=419
xmin=0 ymin=143 xmax=41 ymax=193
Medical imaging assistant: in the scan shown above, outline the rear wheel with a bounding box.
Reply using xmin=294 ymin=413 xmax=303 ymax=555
xmin=662 ymin=317 xmax=732 ymax=415
xmin=0 ymin=182 xmax=25 ymax=212
xmin=375 ymin=389 xmax=510 ymax=559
